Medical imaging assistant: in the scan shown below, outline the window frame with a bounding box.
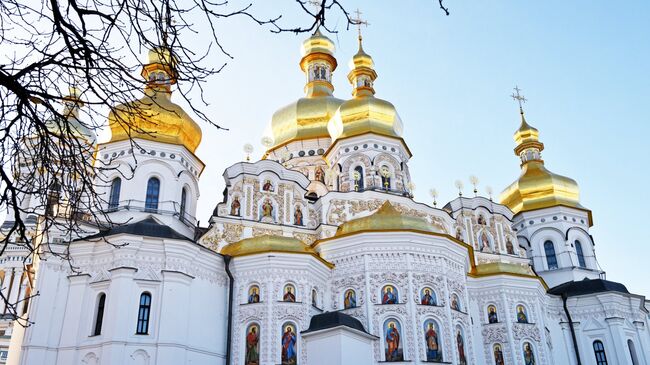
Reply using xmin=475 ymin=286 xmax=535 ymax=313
xmin=544 ymin=240 xmax=558 ymax=270
xmin=593 ymin=340 xmax=608 ymax=365
xmin=108 ymin=178 xmax=121 ymax=210
xmin=179 ymin=187 xmax=188 ymax=221
xmin=136 ymin=292 xmax=152 ymax=335
xmin=575 ymin=240 xmax=587 ymax=268
xmin=93 ymin=293 xmax=106 ymax=336
xmin=144 ymin=177 xmax=160 ymax=212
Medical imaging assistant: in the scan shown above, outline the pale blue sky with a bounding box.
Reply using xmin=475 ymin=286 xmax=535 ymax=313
xmin=178 ymin=1 xmax=650 ymax=296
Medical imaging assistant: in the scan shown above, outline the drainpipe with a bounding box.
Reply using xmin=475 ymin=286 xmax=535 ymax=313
xmin=562 ymin=293 xmax=582 ymax=365
xmin=224 ymin=255 xmax=234 ymax=365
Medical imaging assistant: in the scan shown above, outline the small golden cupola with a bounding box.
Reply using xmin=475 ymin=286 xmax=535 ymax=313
xmin=267 ymin=29 xmax=344 ymax=152
xmin=108 ymin=47 xmax=202 ymax=153
xmin=499 ymin=101 xmax=584 ymax=215
xmin=327 ymin=35 xmax=404 ymax=144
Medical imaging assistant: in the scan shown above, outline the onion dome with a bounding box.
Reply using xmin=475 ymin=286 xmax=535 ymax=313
xmin=327 ymin=36 xmax=403 ymax=144
xmin=268 ymin=29 xmax=343 ymax=151
xmin=500 ymin=109 xmax=584 ymax=215
xmin=220 ymin=235 xmax=333 ymax=267
xmin=108 ymin=47 xmax=202 ymax=153
xmin=45 ymin=87 xmax=96 ymax=144
xmin=335 ymin=201 xmax=439 ymax=237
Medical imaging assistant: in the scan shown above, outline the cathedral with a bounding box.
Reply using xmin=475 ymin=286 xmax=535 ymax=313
xmin=0 ymin=28 xmax=649 ymax=365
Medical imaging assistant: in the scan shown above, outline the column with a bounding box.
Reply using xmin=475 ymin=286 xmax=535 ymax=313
xmin=606 ymin=317 xmax=632 ymax=365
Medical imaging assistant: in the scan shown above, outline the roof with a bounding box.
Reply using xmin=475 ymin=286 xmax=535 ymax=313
xmin=548 ymin=278 xmax=629 ymax=297
xmin=83 ymin=217 xmax=191 ymax=242
xmin=335 ymin=201 xmax=439 ymax=237
xmin=302 ymin=311 xmax=370 ymax=335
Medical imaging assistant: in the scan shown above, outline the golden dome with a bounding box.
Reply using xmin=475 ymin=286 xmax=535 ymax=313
xmin=45 ymin=87 xmax=96 ymax=144
xmin=327 ymin=38 xmax=403 ymax=144
xmin=220 ymin=235 xmax=333 ymax=267
xmin=336 ymin=201 xmax=438 ymax=237
xmin=107 ymin=47 xmax=202 ymax=153
xmin=268 ymin=29 xmax=343 ymax=151
xmin=500 ymin=110 xmax=585 ymax=215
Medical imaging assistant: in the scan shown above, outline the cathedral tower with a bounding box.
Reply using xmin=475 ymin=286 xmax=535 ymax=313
xmin=264 ymin=29 xmax=344 ymax=195
xmin=324 ymin=35 xmax=412 ymax=194
xmin=98 ymin=47 xmax=204 ymax=238
xmin=500 ymin=97 xmax=602 ymax=288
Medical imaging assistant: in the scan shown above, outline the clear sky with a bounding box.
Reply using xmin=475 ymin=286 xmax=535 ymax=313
xmin=105 ymin=1 xmax=648 ymax=296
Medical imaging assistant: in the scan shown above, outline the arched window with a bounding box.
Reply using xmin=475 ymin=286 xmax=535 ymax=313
xmin=144 ymin=178 xmax=160 ymax=212
xmin=593 ymin=340 xmax=608 ymax=365
xmin=544 ymin=240 xmax=558 ymax=270
xmin=628 ymin=339 xmax=639 ymax=365
xmin=108 ymin=178 xmax=121 ymax=210
xmin=575 ymin=240 xmax=586 ymax=268
xmin=179 ymin=187 xmax=188 ymax=221
xmin=353 ymin=166 xmax=364 ymax=191
xmin=93 ymin=293 xmax=106 ymax=336
xmin=136 ymin=292 xmax=152 ymax=335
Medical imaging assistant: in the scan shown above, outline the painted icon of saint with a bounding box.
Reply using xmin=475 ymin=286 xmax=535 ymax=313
xmin=281 ymin=325 xmax=297 ymax=365
xmin=283 ymin=285 xmax=296 ymax=302
xmin=230 ymin=196 xmax=241 ymax=216
xmin=344 ymin=289 xmax=356 ymax=309
xmin=421 ymin=288 xmax=436 ymax=306
xmin=457 ymin=330 xmax=467 ymax=365
xmin=314 ymin=166 xmax=325 ymax=183
xmin=523 ymin=342 xmax=535 ymax=365
xmin=262 ymin=180 xmax=273 ymax=191
xmin=488 ymin=305 xmax=499 ymax=323
xmin=248 ymin=287 xmax=260 ymax=304
xmin=294 ymin=207 xmax=303 ymax=226
xmin=494 ymin=344 xmax=505 ymax=365
xmin=425 ymin=321 xmax=441 ymax=361
xmin=382 ymin=286 xmax=398 ymax=304
xmin=245 ymin=324 xmax=259 ymax=365
xmin=517 ymin=305 xmax=528 ymax=323
xmin=261 ymin=199 xmax=273 ymax=218
xmin=384 ymin=321 xmax=402 ymax=361
xmin=451 ymin=295 xmax=460 ymax=311
xmin=506 ymin=239 xmax=515 ymax=254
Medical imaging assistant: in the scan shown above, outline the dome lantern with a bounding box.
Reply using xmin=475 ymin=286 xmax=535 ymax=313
xmin=500 ymin=88 xmax=585 ymax=216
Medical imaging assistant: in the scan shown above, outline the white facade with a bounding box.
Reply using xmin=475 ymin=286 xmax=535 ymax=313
xmin=0 ymin=33 xmax=648 ymax=365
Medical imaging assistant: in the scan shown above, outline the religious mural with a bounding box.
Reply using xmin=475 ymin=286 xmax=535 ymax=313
xmin=523 ymin=342 xmax=535 ymax=365
xmin=262 ymin=179 xmax=274 ymax=192
xmin=506 ymin=239 xmax=515 ymax=254
xmin=283 ymin=284 xmax=296 ymax=302
xmin=260 ymin=199 xmax=274 ymax=222
xmin=517 ymin=305 xmax=528 ymax=323
xmin=420 ymin=287 xmax=436 ymax=306
xmin=381 ymin=285 xmax=398 ymax=304
xmin=344 ymin=289 xmax=357 ymax=309
xmin=456 ymin=327 xmax=467 ymax=365
xmin=424 ymin=319 xmax=442 ymax=362
xmin=294 ymin=206 xmax=303 ymax=226
xmin=488 ymin=305 xmax=499 ymax=323
xmin=248 ymin=285 xmax=260 ymax=304
xmin=384 ymin=319 xmax=404 ymax=362
xmin=314 ymin=166 xmax=325 ymax=183
xmin=493 ymin=343 xmax=505 ymax=365
xmin=281 ymin=323 xmax=297 ymax=365
xmin=230 ymin=196 xmax=241 ymax=216
xmin=450 ymin=294 xmax=461 ymax=311
xmin=245 ymin=323 xmax=260 ymax=365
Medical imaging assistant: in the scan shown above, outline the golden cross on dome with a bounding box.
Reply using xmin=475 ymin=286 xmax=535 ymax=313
xmin=352 ymin=8 xmax=370 ymax=40
xmin=511 ymin=86 xmax=528 ymax=111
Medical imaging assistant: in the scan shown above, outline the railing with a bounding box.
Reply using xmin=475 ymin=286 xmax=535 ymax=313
xmin=105 ymin=199 xmax=197 ymax=226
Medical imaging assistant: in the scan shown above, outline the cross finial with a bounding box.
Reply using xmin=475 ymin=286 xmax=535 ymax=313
xmin=351 ymin=8 xmax=370 ymax=41
xmin=511 ymin=85 xmax=528 ymax=112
